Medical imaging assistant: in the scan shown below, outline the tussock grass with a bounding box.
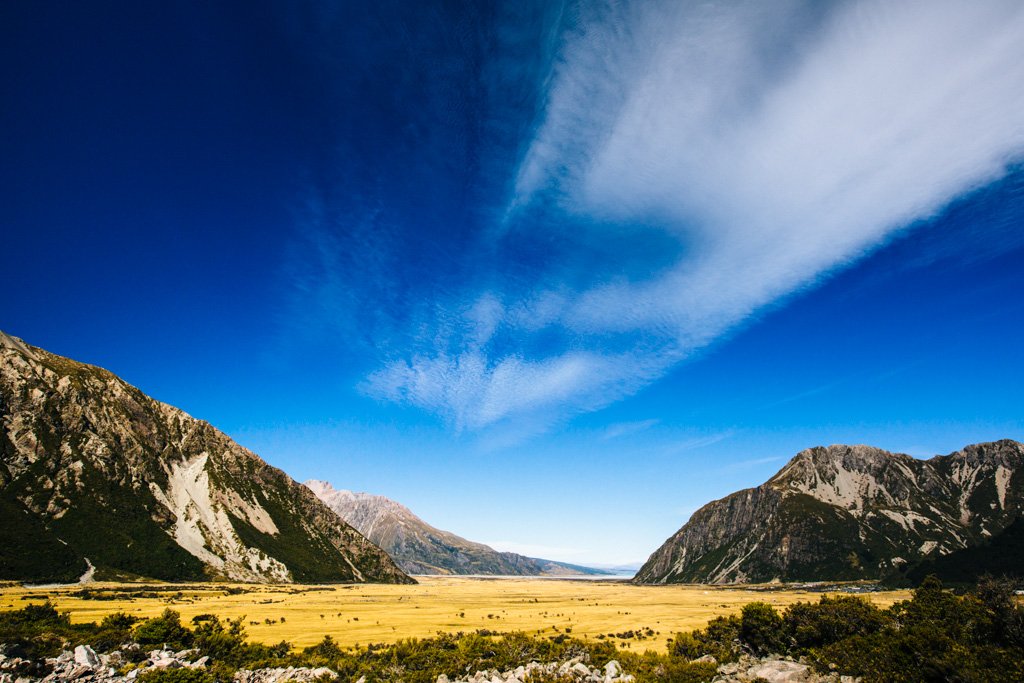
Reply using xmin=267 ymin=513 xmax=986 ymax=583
xmin=0 ymin=577 xmax=910 ymax=651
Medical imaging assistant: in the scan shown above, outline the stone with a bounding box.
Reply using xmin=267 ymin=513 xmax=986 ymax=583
xmin=152 ymin=657 xmax=182 ymax=669
xmin=74 ymin=645 xmax=100 ymax=668
xmin=604 ymin=660 xmax=621 ymax=678
xmin=691 ymin=654 xmax=717 ymax=665
xmin=745 ymin=659 xmax=812 ymax=682
xmin=66 ymin=665 xmax=93 ymax=680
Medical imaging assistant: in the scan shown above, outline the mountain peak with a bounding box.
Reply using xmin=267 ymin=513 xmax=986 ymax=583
xmin=635 ymin=439 xmax=1024 ymax=584
xmin=306 ymin=479 xmax=611 ymax=577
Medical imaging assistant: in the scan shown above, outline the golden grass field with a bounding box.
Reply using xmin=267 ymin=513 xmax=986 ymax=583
xmin=0 ymin=577 xmax=912 ymax=653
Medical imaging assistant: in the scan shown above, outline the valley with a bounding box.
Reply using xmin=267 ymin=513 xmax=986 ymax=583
xmin=0 ymin=577 xmax=910 ymax=652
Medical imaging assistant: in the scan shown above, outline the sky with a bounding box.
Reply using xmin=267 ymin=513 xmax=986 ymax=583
xmin=2 ymin=0 xmax=1023 ymax=566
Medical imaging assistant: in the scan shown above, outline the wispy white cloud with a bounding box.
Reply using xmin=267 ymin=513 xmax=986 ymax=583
xmin=368 ymin=0 xmax=1024 ymax=435
xmin=662 ymin=430 xmax=737 ymax=455
xmin=365 ymin=346 xmax=675 ymax=432
xmin=602 ymin=419 xmax=660 ymax=441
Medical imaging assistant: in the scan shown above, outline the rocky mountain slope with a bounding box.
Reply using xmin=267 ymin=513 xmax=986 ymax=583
xmin=634 ymin=440 xmax=1024 ymax=584
xmin=307 ymin=480 xmax=609 ymax=576
xmin=0 ymin=331 xmax=412 ymax=584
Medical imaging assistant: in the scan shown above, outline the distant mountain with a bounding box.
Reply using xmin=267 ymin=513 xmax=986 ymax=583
xmin=0 ymin=331 xmax=412 ymax=585
xmin=634 ymin=441 xmax=1023 ymax=584
xmin=307 ymin=480 xmax=611 ymax=577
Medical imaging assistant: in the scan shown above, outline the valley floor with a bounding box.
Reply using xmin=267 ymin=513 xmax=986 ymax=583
xmin=0 ymin=577 xmax=910 ymax=652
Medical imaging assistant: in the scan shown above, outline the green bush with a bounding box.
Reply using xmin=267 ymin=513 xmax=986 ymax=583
xmin=669 ymin=614 xmax=740 ymax=663
xmin=135 ymin=609 xmax=193 ymax=649
xmin=739 ymin=603 xmax=787 ymax=656
xmin=812 ymin=577 xmax=1024 ymax=683
xmin=0 ymin=602 xmax=74 ymax=659
xmin=137 ymin=668 xmax=215 ymax=683
xmin=784 ymin=595 xmax=889 ymax=650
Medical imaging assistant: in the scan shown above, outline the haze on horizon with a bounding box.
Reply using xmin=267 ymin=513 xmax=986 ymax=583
xmin=2 ymin=0 xmax=1023 ymax=566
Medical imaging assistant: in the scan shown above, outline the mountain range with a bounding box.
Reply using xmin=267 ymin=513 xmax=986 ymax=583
xmin=306 ymin=480 xmax=610 ymax=576
xmin=0 ymin=331 xmax=412 ymax=584
xmin=635 ymin=441 xmax=1024 ymax=584
xmin=4 ymin=329 xmax=1020 ymax=587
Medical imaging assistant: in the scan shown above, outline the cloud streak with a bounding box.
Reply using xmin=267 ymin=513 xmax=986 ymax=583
xmin=364 ymin=0 xmax=1024 ymax=435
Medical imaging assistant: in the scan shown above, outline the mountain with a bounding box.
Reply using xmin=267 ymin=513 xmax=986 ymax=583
xmin=307 ymin=480 xmax=611 ymax=576
xmin=0 ymin=331 xmax=413 ymax=585
xmin=900 ymin=516 xmax=1024 ymax=585
xmin=634 ymin=441 xmax=1024 ymax=584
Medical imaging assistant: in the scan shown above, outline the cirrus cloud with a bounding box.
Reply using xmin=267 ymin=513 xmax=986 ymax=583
xmin=364 ymin=0 xmax=1024 ymax=436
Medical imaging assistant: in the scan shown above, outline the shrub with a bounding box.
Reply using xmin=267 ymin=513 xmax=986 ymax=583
xmin=975 ymin=574 xmax=1024 ymax=647
xmin=669 ymin=615 xmax=739 ymax=663
xmin=784 ymin=595 xmax=889 ymax=650
xmin=0 ymin=602 xmax=74 ymax=659
xmin=813 ymin=577 xmax=1024 ymax=683
xmin=91 ymin=611 xmax=140 ymax=652
xmin=137 ymin=668 xmax=215 ymax=683
xmin=739 ymin=603 xmax=787 ymax=656
xmin=135 ymin=609 xmax=192 ymax=649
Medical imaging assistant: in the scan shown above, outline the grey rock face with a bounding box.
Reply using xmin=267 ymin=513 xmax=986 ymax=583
xmin=635 ymin=440 xmax=1024 ymax=584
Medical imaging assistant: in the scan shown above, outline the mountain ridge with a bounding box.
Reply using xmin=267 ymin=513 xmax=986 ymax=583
xmin=634 ymin=440 xmax=1024 ymax=584
xmin=306 ymin=479 xmax=611 ymax=577
xmin=0 ymin=330 xmax=413 ymax=585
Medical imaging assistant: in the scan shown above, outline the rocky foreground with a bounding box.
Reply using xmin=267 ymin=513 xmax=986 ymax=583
xmin=1 ymin=645 xmax=862 ymax=683
xmin=439 ymin=655 xmax=859 ymax=683
xmin=0 ymin=643 xmax=335 ymax=683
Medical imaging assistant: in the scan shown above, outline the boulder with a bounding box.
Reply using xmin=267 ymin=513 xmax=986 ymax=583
xmin=73 ymin=645 xmax=99 ymax=668
xmin=745 ymin=660 xmax=812 ymax=682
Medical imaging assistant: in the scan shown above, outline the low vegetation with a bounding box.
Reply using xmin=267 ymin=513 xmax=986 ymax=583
xmin=0 ymin=577 xmax=910 ymax=652
xmin=1 ymin=576 xmax=1020 ymax=682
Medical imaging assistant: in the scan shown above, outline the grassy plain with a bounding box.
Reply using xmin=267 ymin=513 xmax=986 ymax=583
xmin=0 ymin=577 xmax=911 ymax=652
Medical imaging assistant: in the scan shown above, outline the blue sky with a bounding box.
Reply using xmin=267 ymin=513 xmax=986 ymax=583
xmin=2 ymin=0 xmax=1023 ymax=565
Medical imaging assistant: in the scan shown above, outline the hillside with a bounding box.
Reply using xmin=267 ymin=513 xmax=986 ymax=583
xmin=307 ymin=480 xmax=610 ymax=576
xmin=0 ymin=331 xmax=412 ymax=584
xmin=634 ymin=441 xmax=1024 ymax=584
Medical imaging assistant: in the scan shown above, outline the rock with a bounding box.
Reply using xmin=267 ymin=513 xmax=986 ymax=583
xmin=691 ymin=654 xmax=717 ymax=665
xmin=152 ymin=657 xmax=182 ymax=669
xmin=67 ymin=665 xmax=93 ymax=680
xmin=436 ymin=676 xmax=450 ymax=683
xmin=745 ymin=660 xmax=811 ymax=682
xmin=74 ymin=645 xmax=100 ymax=668
xmin=190 ymin=655 xmax=210 ymax=668
xmin=234 ymin=666 xmax=337 ymax=682
xmin=604 ymin=660 xmax=621 ymax=678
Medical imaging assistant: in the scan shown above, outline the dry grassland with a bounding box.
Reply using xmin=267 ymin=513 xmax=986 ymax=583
xmin=0 ymin=577 xmax=912 ymax=652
